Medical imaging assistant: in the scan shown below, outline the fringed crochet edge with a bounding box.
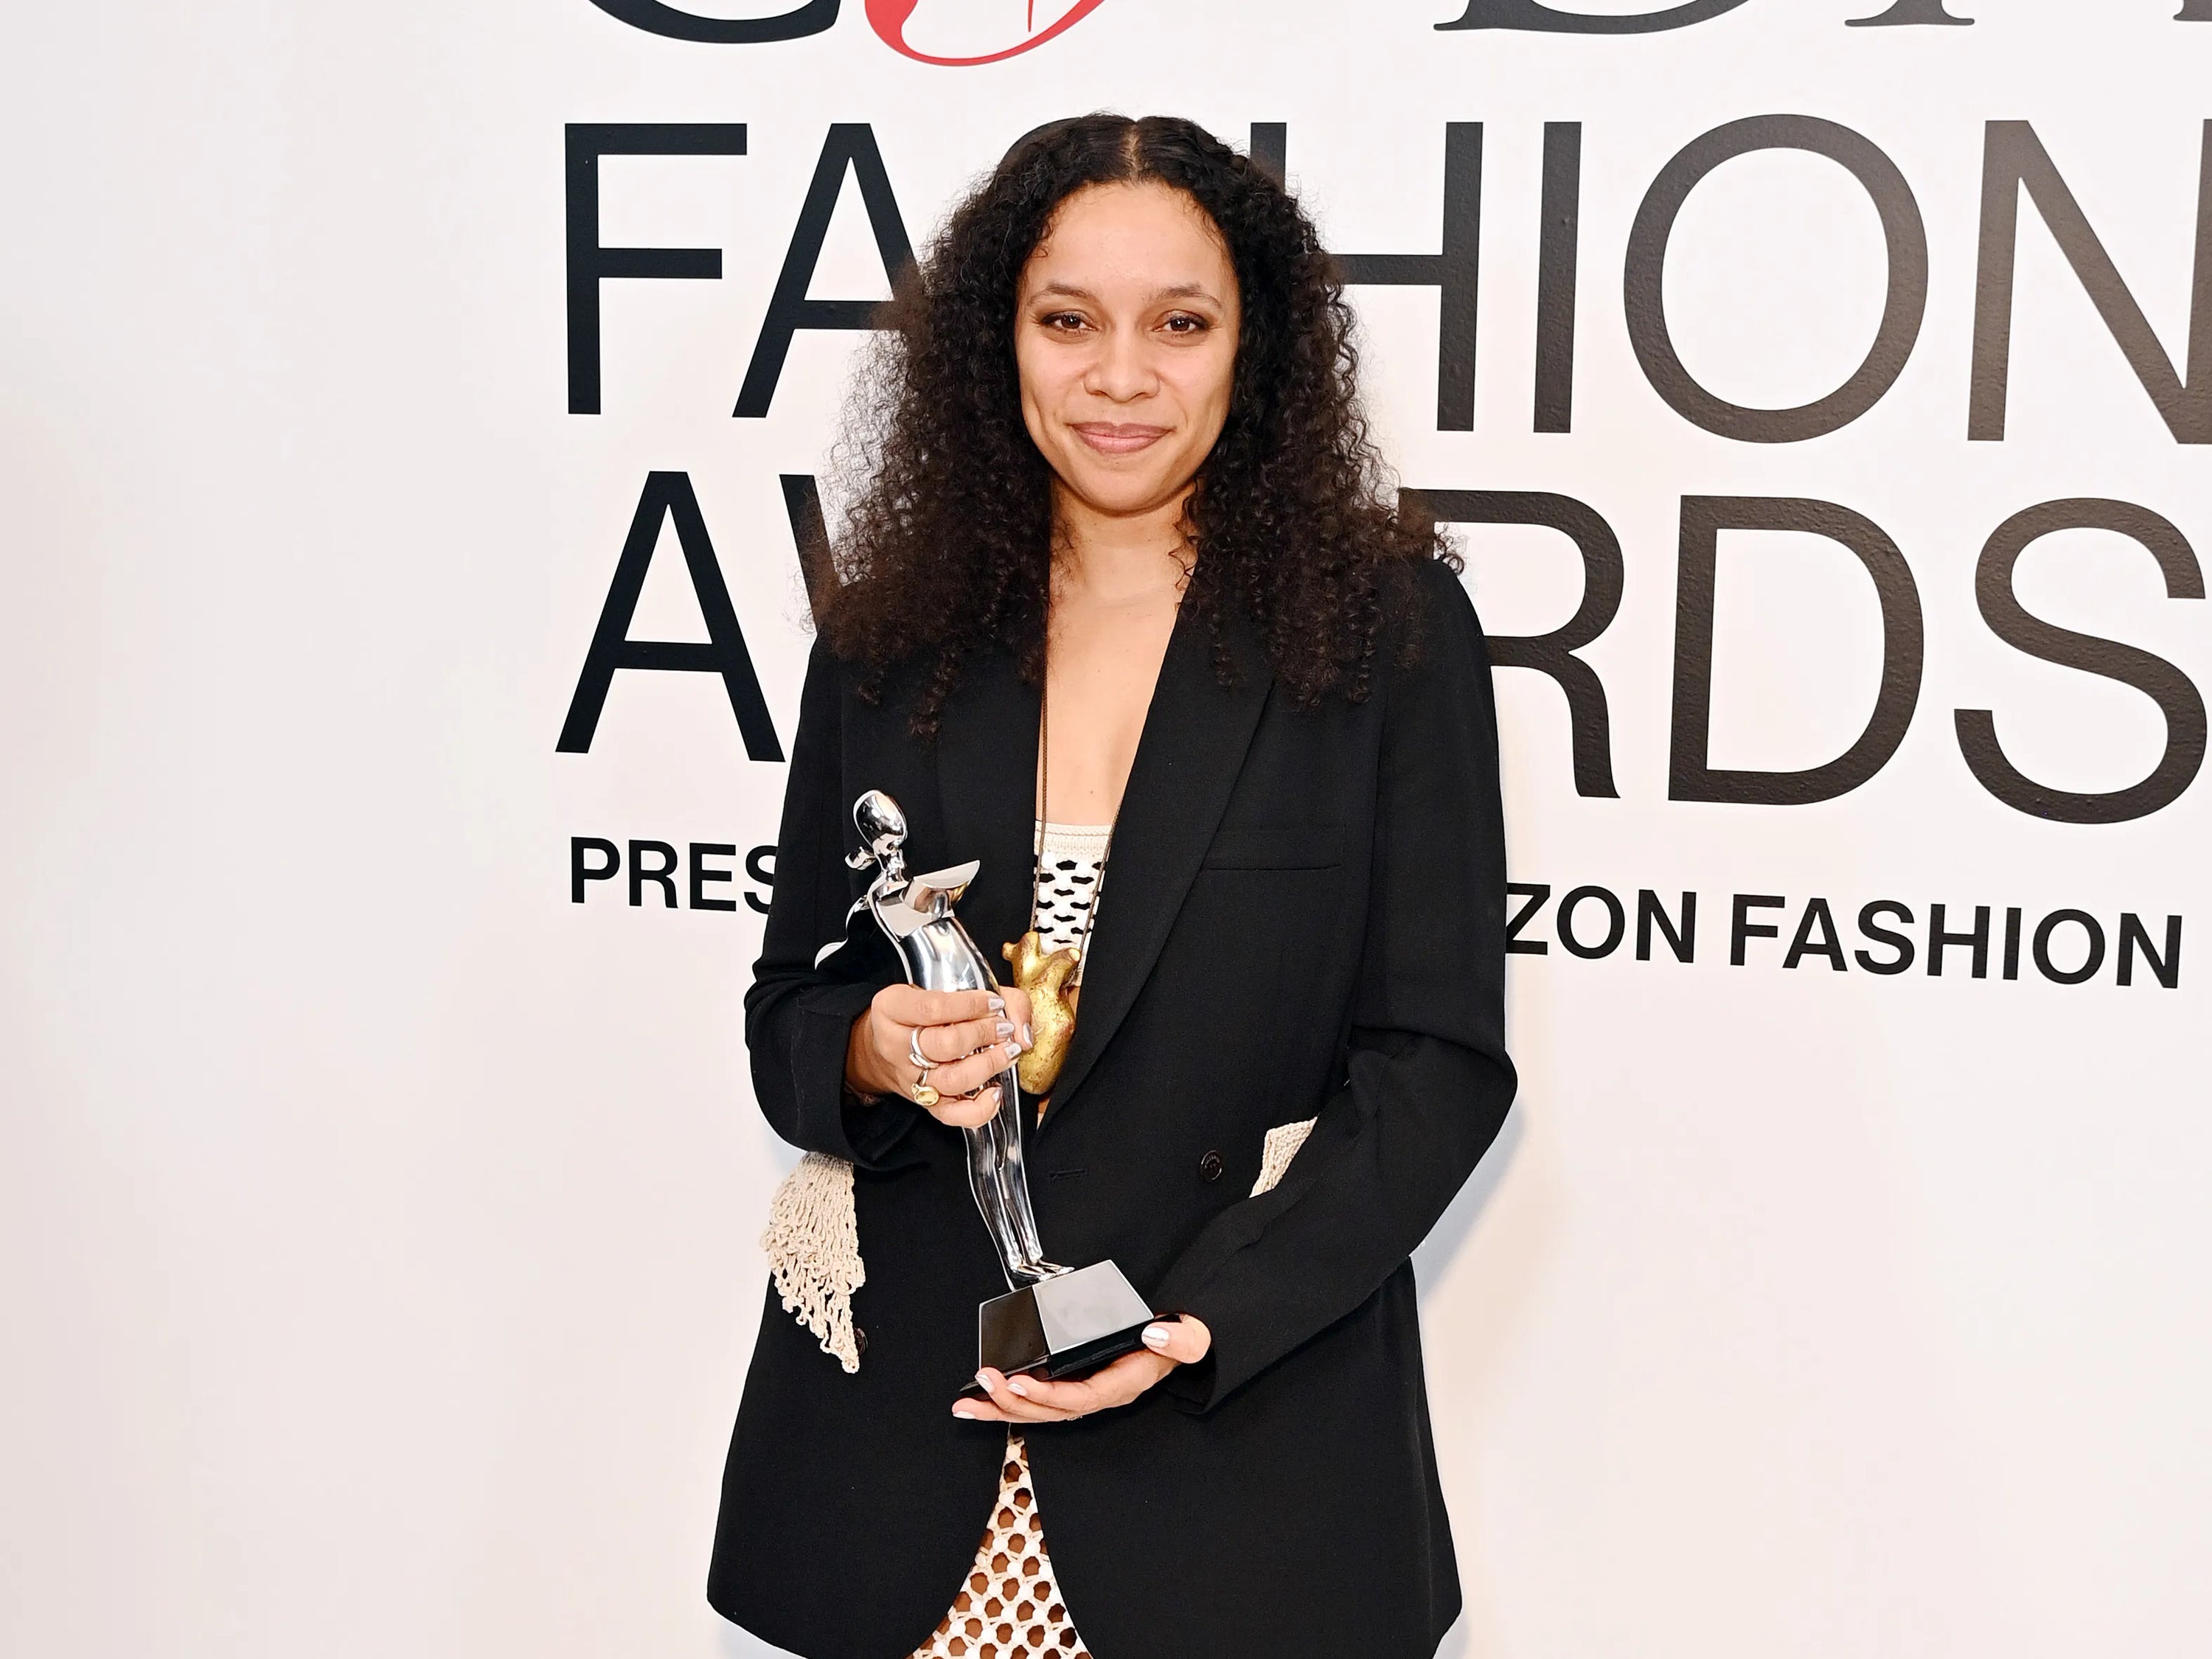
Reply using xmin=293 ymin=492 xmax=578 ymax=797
xmin=762 ymin=1151 xmax=866 ymax=1374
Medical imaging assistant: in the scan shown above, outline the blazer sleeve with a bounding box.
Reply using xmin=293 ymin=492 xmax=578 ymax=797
xmin=1152 ymin=563 xmax=1518 ymax=1410
xmin=742 ymin=641 xmax=925 ymax=1171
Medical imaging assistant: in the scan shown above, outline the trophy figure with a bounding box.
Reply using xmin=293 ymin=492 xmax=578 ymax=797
xmin=846 ymin=790 xmax=1155 ymax=1387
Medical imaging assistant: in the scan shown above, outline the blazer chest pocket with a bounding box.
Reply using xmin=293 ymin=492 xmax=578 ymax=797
xmin=1201 ymin=824 xmax=1344 ymax=870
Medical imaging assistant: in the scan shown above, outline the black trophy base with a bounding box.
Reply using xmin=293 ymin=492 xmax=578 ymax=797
xmin=959 ymin=1261 xmax=1156 ymax=1397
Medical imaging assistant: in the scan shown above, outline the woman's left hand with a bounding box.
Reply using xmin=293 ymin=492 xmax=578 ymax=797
xmin=953 ymin=1317 xmax=1212 ymax=1423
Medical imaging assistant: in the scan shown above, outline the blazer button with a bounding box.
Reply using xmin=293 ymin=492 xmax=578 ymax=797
xmin=1197 ymin=1150 xmax=1225 ymax=1183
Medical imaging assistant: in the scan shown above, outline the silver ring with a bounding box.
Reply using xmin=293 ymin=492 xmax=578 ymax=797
xmin=908 ymin=1028 xmax=933 ymax=1074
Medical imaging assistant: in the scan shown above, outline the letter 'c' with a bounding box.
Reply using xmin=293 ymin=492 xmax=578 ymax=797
xmin=585 ymin=0 xmax=838 ymax=42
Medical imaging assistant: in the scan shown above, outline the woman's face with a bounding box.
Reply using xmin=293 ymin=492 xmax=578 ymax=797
xmin=1014 ymin=181 xmax=1241 ymax=526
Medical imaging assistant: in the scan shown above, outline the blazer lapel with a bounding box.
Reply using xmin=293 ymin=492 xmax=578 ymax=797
xmin=934 ymin=647 xmax=1043 ymax=990
xmin=1043 ymin=610 xmax=1273 ymax=1127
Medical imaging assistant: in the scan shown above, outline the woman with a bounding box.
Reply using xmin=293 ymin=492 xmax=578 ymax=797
xmin=711 ymin=115 xmax=1515 ymax=1659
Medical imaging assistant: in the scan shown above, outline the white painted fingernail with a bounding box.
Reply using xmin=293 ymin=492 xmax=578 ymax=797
xmin=1020 ymin=1023 xmax=1033 ymax=1047
xmin=995 ymin=1020 xmax=1015 ymax=1039
xmin=1005 ymin=1040 xmax=1023 ymax=1062
xmin=1006 ymin=1377 xmax=1031 ymax=1398
xmin=953 ymin=1405 xmax=976 ymax=1418
xmin=987 ymin=994 xmax=1006 ymax=1014
xmin=975 ymin=1369 xmax=993 ymax=1389
xmin=1141 ymin=1324 xmax=1172 ymax=1350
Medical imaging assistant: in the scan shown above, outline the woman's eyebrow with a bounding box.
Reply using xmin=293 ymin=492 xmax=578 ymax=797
xmin=1029 ymin=280 xmax=1222 ymax=305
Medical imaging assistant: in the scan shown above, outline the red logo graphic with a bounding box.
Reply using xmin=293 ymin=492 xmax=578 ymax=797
xmin=866 ymin=0 xmax=1111 ymax=66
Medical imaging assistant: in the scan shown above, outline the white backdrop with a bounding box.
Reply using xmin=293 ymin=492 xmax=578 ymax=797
xmin=4 ymin=4 xmax=2208 ymax=1657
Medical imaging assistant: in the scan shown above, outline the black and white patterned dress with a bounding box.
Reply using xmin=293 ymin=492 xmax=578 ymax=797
xmin=1027 ymin=819 xmax=1108 ymax=978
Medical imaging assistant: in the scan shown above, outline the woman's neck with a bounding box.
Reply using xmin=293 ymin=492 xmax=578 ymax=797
xmin=1051 ymin=484 xmax=1196 ymax=605
xmin=1036 ymin=483 xmax=1193 ymax=832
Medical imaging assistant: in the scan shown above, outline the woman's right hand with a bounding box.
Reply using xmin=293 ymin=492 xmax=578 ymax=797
xmin=846 ymin=984 xmax=1032 ymax=1129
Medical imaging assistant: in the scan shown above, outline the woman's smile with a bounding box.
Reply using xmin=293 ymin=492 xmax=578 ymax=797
xmin=1069 ymin=420 xmax=1171 ymax=454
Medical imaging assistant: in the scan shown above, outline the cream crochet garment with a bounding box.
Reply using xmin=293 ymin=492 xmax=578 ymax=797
xmin=762 ymin=1152 xmax=866 ymax=1372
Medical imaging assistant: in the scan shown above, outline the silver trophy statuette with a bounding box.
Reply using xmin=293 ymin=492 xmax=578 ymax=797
xmin=846 ymin=789 xmax=1154 ymax=1386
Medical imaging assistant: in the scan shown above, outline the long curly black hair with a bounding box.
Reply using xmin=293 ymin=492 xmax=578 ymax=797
xmin=815 ymin=113 xmax=1453 ymax=738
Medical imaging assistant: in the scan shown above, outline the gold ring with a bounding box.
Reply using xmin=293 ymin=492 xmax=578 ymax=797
xmin=913 ymin=1077 xmax=941 ymax=1109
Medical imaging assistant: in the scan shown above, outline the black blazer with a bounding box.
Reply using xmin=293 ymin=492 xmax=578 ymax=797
xmin=710 ymin=561 xmax=1516 ymax=1659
